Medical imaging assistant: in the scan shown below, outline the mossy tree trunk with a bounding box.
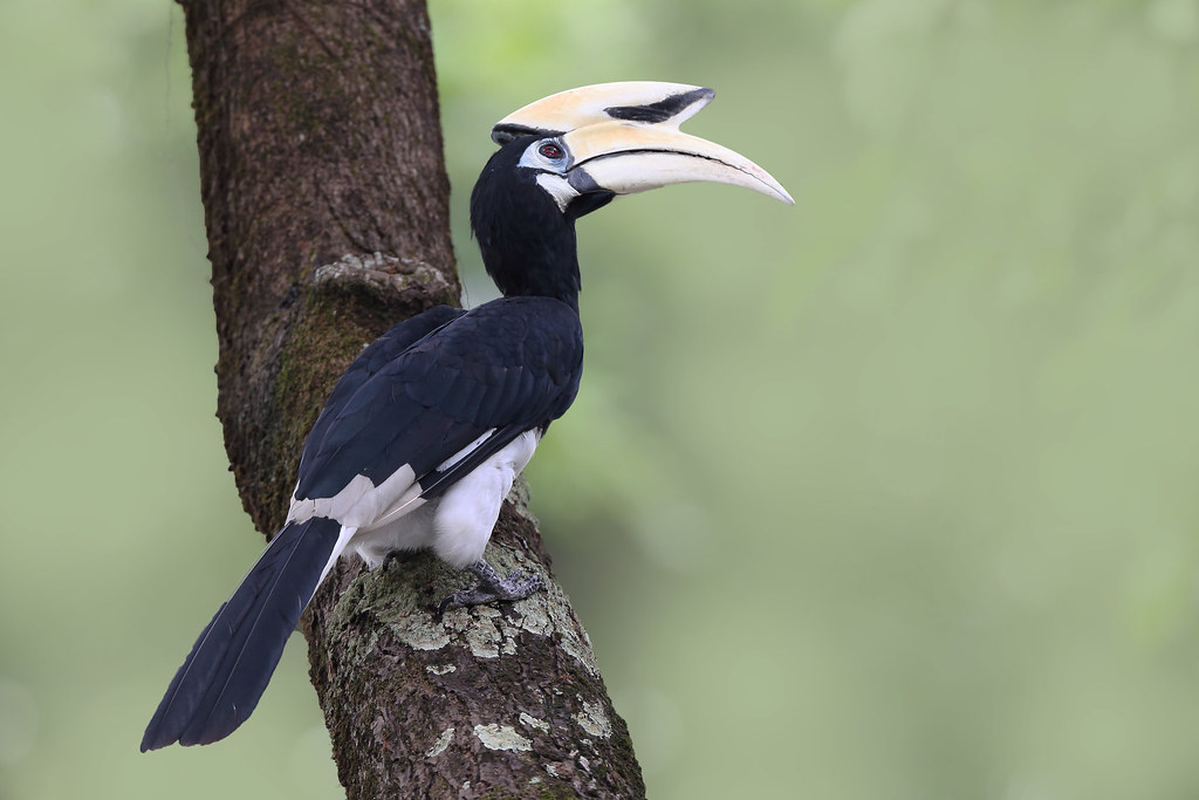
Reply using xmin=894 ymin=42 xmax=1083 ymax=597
xmin=177 ymin=1 xmax=645 ymax=797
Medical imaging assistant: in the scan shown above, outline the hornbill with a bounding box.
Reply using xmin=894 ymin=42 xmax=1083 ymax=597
xmin=141 ymin=81 xmax=792 ymax=751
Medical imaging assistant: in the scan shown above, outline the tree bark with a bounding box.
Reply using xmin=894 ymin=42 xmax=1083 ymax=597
xmin=178 ymin=1 xmax=645 ymax=797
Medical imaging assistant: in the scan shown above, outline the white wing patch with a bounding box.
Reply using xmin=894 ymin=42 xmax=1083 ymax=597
xmin=288 ymin=430 xmax=541 ymax=571
xmin=318 ymin=525 xmax=359 ymax=586
xmin=436 ymin=428 xmax=497 ymax=472
xmin=286 ymin=463 xmax=418 ymax=529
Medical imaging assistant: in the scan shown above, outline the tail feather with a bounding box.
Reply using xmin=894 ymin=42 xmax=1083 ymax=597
xmin=141 ymin=517 xmax=346 ymax=751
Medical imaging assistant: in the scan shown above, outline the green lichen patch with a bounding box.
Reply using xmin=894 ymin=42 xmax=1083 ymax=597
xmin=425 ymin=726 xmax=455 ymax=758
xmin=519 ymin=712 xmax=551 ymax=733
xmin=472 ymin=723 xmax=532 ymax=752
xmin=573 ymin=699 xmax=612 ymax=740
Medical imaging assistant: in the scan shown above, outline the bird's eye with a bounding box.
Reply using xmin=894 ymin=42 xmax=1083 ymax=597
xmin=538 ymin=142 xmax=564 ymax=160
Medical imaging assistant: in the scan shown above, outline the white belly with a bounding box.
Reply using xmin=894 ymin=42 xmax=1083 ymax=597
xmin=348 ymin=429 xmax=541 ymax=569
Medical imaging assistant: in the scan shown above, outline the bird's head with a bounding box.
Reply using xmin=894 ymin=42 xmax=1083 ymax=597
xmin=470 ymin=81 xmax=793 ymax=302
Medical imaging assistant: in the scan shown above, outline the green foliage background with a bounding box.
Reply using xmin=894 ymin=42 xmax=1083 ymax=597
xmin=3 ymin=0 xmax=1198 ymax=798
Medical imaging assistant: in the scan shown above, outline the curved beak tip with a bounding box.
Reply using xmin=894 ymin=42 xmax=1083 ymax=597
xmin=757 ymin=176 xmax=795 ymax=206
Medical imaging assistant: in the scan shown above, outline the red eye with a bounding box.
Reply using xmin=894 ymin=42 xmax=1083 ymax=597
xmin=539 ymin=142 xmax=564 ymax=160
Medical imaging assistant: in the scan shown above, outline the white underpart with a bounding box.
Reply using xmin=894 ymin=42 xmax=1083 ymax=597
xmin=427 ymin=429 xmax=539 ymax=566
xmin=290 ymin=430 xmax=542 ymax=573
xmin=535 ymin=173 xmax=580 ymax=212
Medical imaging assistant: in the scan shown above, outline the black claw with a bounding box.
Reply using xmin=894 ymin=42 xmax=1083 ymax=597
xmin=437 ymin=560 xmax=545 ymax=611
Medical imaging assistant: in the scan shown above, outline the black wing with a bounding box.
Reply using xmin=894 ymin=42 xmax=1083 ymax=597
xmin=296 ymin=304 xmax=464 ymax=480
xmin=294 ymin=296 xmax=582 ymax=503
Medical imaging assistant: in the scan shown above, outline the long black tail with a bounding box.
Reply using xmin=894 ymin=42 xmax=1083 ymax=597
xmin=141 ymin=517 xmax=343 ymax=751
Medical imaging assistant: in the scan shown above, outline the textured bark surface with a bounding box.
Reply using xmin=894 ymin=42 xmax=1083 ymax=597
xmin=310 ymin=487 xmax=644 ymax=798
xmin=178 ymin=0 xmax=645 ymax=797
xmin=182 ymin=0 xmax=459 ymax=528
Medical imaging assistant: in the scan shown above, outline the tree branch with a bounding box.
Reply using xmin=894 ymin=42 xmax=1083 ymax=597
xmin=177 ymin=0 xmax=645 ymax=796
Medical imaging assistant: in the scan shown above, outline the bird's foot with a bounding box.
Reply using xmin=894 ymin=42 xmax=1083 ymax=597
xmin=438 ymin=559 xmax=545 ymax=613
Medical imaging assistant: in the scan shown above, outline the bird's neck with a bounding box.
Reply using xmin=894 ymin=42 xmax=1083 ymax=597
xmin=476 ymin=207 xmax=582 ymax=310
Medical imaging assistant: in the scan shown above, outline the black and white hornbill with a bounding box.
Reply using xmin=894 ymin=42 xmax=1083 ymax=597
xmin=141 ymin=81 xmax=792 ymax=751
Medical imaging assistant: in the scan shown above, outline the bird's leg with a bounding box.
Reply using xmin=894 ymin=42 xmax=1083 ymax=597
xmin=438 ymin=560 xmax=545 ymax=612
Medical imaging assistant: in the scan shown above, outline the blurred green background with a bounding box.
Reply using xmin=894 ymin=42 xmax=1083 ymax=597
xmin=3 ymin=0 xmax=1199 ymax=797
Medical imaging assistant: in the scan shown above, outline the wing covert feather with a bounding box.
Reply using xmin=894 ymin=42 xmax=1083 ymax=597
xmin=294 ymin=297 xmax=582 ymax=503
